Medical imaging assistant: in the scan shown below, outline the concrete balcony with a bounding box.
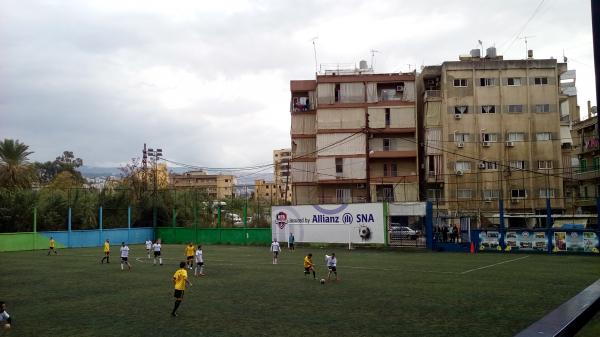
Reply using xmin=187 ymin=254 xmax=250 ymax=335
xmin=424 ymin=90 xmax=441 ymax=101
xmin=574 ymin=169 xmax=600 ymax=181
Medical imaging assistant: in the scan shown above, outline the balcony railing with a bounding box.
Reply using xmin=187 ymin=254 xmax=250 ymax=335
xmin=424 ymin=90 xmax=441 ymax=100
xmin=574 ymin=169 xmax=600 ymax=180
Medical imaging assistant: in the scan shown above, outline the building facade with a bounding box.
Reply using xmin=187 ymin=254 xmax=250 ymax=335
xmin=571 ymin=113 xmax=599 ymax=214
xmin=253 ymin=179 xmax=278 ymax=202
xmin=419 ymin=49 xmax=578 ymax=228
xmin=169 ymin=170 xmax=236 ymax=199
xmin=290 ymin=65 xmax=418 ymax=205
xmin=273 ymin=148 xmax=292 ymax=202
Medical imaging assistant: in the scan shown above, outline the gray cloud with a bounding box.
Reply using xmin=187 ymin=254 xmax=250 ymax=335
xmin=0 ymin=0 xmax=595 ymax=170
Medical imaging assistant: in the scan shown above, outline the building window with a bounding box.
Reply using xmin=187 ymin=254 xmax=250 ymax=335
xmin=534 ymin=77 xmax=548 ymax=85
xmin=383 ymin=138 xmax=390 ymax=151
xmin=580 ymin=159 xmax=587 ymax=172
xmin=535 ymin=104 xmax=550 ymax=113
xmin=336 ymin=189 xmax=351 ymax=203
xmin=457 ymin=189 xmax=473 ymax=199
xmin=536 ymin=132 xmax=552 ymax=141
xmin=453 ymin=79 xmax=468 ymax=87
xmin=454 ymin=105 xmax=468 ymax=114
xmin=479 ymin=78 xmax=496 ymax=86
xmin=509 ymin=160 xmax=527 ymax=170
xmin=454 ymin=133 xmax=470 ymax=143
xmin=508 ymin=132 xmax=525 ymax=142
xmin=391 ymin=163 xmax=398 ymax=177
xmin=385 ymin=108 xmax=391 ymax=127
xmin=538 ymin=160 xmax=553 ymax=169
xmin=594 ymin=157 xmax=600 ymax=170
xmin=507 ymin=77 xmax=521 ymax=86
xmin=224 ymin=179 xmax=229 ymax=183
xmin=539 ymin=189 xmax=556 ymax=198
xmin=483 ymin=189 xmax=500 ymax=200
xmin=482 ymin=133 xmax=498 ymax=142
xmin=383 ymin=163 xmax=388 ymax=177
xmin=511 ymin=189 xmax=527 ymax=198
xmin=335 ymin=158 xmax=343 ymax=176
xmin=507 ymin=105 xmax=523 ymax=113
xmin=481 ymin=105 xmax=496 ymax=114
xmin=427 ymin=189 xmax=442 ymax=201
xmin=455 ymin=161 xmax=471 ymax=172
xmin=481 ymin=161 xmax=498 ymax=170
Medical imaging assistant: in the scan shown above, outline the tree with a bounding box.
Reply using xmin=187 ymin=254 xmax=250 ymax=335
xmin=0 ymin=139 xmax=35 ymax=188
xmin=35 ymin=150 xmax=85 ymax=185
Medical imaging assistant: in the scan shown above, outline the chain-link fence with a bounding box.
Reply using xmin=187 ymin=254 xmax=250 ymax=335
xmin=0 ymin=186 xmax=286 ymax=232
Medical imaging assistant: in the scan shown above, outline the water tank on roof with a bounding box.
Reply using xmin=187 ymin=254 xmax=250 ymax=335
xmin=359 ymin=60 xmax=369 ymax=70
xmin=486 ymin=47 xmax=497 ymax=58
xmin=528 ymin=49 xmax=534 ymax=59
xmin=470 ymin=49 xmax=481 ymax=58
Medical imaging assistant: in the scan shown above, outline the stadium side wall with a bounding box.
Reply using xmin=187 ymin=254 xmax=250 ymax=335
xmin=0 ymin=228 xmax=154 ymax=252
xmin=155 ymin=227 xmax=271 ymax=245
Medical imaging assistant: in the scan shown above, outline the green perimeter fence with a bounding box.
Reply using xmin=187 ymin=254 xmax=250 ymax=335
xmin=155 ymin=227 xmax=271 ymax=245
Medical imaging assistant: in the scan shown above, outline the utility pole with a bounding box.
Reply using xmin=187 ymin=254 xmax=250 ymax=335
xmin=591 ymin=0 xmax=600 ymax=230
xmin=142 ymin=143 xmax=148 ymax=192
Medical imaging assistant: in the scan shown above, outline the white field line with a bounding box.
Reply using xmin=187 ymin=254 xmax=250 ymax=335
xmin=460 ymin=255 xmax=530 ymax=274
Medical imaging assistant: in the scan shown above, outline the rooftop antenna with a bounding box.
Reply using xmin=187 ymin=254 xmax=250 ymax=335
xmin=518 ymin=35 xmax=535 ymax=59
xmin=311 ymin=37 xmax=319 ymax=74
xmin=478 ymin=39 xmax=483 ymax=56
xmin=370 ymin=49 xmax=380 ymax=71
xmin=562 ymin=49 xmax=567 ymax=63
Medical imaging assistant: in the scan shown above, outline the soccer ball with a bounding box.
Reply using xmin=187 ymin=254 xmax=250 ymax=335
xmin=320 ymin=279 xmax=325 ymax=284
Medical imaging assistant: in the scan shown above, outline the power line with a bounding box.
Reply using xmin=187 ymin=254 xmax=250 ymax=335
xmin=501 ymin=0 xmax=546 ymax=54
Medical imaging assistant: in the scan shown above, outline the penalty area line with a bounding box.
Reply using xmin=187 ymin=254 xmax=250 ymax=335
xmin=460 ymin=255 xmax=530 ymax=274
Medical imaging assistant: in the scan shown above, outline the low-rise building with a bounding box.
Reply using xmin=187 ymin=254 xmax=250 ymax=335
xmin=170 ymin=170 xmax=236 ymax=199
xmin=253 ymin=179 xmax=278 ymax=202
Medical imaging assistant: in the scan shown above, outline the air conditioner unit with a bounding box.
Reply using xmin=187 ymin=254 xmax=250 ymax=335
xmin=505 ymin=141 xmax=515 ymax=147
xmin=511 ymin=199 xmax=520 ymax=203
xmin=482 ymin=141 xmax=491 ymax=147
xmin=484 ymin=198 xmax=493 ymax=203
xmin=454 ymin=114 xmax=462 ymax=119
xmin=457 ymin=142 xmax=464 ymax=148
xmin=356 ymin=184 xmax=366 ymax=189
xmin=396 ymin=85 xmax=405 ymax=92
xmin=479 ymin=163 xmax=486 ymax=169
xmin=455 ymin=170 xmax=463 ymax=176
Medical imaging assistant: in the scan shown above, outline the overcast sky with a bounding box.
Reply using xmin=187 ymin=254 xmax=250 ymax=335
xmin=0 ymin=0 xmax=595 ymax=170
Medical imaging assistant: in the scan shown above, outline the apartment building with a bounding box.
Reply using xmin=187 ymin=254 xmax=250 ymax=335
xmin=170 ymin=170 xmax=236 ymax=199
xmin=253 ymin=179 xmax=278 ymax=202
xmin=290 ymin=62 xmax=418 ymax=205
xmin=571 ymin=106 xmax=599 ymax=213
xmin=273 ymin=148 xmax=292 ymax=202
xmin=419 ymin=48 xmax=578 ymax=228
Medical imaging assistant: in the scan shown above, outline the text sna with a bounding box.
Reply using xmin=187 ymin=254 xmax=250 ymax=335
xmin=356 ymin=213 xmax=375 ymax=222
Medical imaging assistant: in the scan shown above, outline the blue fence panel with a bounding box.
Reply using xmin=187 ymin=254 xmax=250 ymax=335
xmin=39 ymin=228 xmax=154 ymax=248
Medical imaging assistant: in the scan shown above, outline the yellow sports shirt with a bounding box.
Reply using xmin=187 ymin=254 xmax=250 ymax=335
xmin=185 ymin=246 xmax=195 ymax=256
xmin=103 ymin=242 xmax=110 ymax=252
xmin=173 ymin=269 xmax=188 ymax=290
xmin=50 ymin=239 xmax=55 ymax=248
xmin=303 ymin=256 xmax=313 ymax=268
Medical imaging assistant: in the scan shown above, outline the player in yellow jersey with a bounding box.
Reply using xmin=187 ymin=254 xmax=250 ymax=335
xmin=171 ymin=261 xmax=192 ymax=317
xmin=303 ymin=253 xmax=316 ymax=279
xmin=47 ymin=237 xmax=58 ymax=256
xmin=185 ymin=243 xmax=195 ymax=269
xmin=100 ymin=239 xmax=110 ymax=264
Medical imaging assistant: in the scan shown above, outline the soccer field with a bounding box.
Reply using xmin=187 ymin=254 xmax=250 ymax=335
xmin=1 ymin=245 xmax=599 ymax=337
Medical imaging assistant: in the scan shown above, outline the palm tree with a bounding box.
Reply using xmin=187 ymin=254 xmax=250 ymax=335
xmin=0 ymin=139 xmax=35 ymax=188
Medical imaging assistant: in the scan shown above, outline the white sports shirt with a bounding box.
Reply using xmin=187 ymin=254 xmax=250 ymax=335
xmin=145 ymin=240 xmax=152 ymax=250
xmin=195 ymin=249 xmax=203 ymax=263
xmin=152 ymin=243 xmax=161 ymax=252
xmin=120 ymin=246 xmax=130 ymax=258
xmin=271 ymin=241 xmax=281 ymax=252
xmin=0 ymin=310 xmax=9 ymax=323
xmin=325 ymin=255 xmax=337 ymax=267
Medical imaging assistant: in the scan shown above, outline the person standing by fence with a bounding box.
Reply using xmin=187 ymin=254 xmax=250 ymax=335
xmin=47 ymin=237 xmax=58 ymax=256
xmin=101 ymin=239 xmax=110 ymax=264
xmin=289 ymin=233 xmax=295 ymax=251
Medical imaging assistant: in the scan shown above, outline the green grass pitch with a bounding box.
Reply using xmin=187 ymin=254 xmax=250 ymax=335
xmin=0 ymin=245 xmax=599 ymax=337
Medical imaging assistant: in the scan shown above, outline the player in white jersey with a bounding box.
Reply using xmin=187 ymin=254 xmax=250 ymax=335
xmin=152 ymin=239 xmax=163 ymax=266
xmin=0 ymin=301 xmax=11 ymax=329
xmin=145 ymin=239 xmax=153 ymax=258
xmin=194 ymin=245 xmax=204 ymax=276
xmin=325 ymin=253 xmax=338 ymax=281
xmin=270 ymin=239 xmax=281 ymax=264
xmin=120 ymin=242 xmax=131 ymax=271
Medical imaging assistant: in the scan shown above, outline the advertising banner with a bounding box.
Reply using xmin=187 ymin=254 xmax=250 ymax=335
xmin=553 ymin=231 xmax=599 ymax=253
xmin=478 ymin=231 xmax=500 ymax=251
xmin=505 ymin=231 xmax=547 ymax=252
xmin=271 ymin=203 xmax=385 ymax=244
